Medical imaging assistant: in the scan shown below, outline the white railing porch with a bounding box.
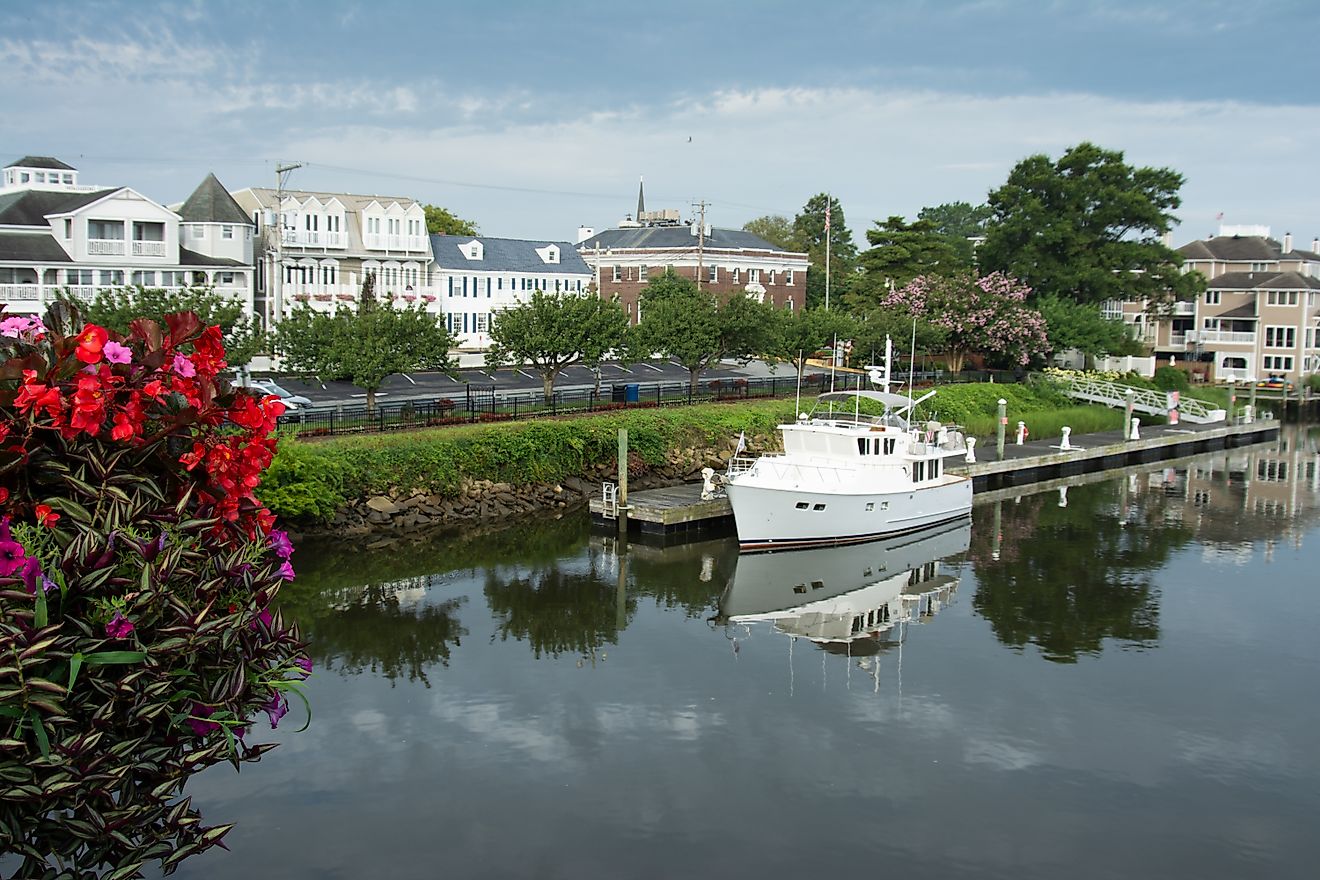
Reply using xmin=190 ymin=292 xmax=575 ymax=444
xmin=87 ymin=239 xmax=125 ymax=255
xmin=1196 ymin=331 xmax=1256 ymax=345
xmin=131 ymin=240 xmax=166 ymax=256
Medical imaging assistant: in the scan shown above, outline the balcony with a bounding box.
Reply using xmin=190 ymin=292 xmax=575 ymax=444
xmin=1168 ymin=333 xmax=1190 ymax=349
xmin=280 ymin=229 xmax=346 ymax=249
xmin=1197 ymin=331 xmax=1257 ymax=345
xmin=363 ymin=233 xmax=427 ymax=252
xmin=87 ymin=239 xmax=125 ymax=256
xmin=131 ymin=240 xmax=166 ymax=257
xmin=0 ymin=284 xmax=40 ymax=300
xmin=1172 ymin=301 xmax=1196 ymax=316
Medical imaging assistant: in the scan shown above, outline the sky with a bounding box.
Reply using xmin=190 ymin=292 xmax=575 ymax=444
xmin=3 ymin=0 xmax=1317 ymax=246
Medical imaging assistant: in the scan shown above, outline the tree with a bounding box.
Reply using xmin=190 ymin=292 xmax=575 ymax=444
xmin=273 ymin=275 xmax=455 ymax=413
xmin=980 ymin=142 xmax=1204 ymax=308
xmin=1034 ymin=294 xmax=1143 ymax=360
xmin=634 ymin=270 xmax=777 ymax=392
xmin=70 ymin=284 xmax=264 ymax=367
xmin=423 ymin=204 xmax=479 ymax=237
xmin=917 ymin=201 xmax=992 ymax=265
xmin=851 ymin=215 xmax=967 ymax=309
xmin=485 ymin=290 xmax=629 ymax=402
xmin=793 ymin=193 xmax=857 ymax=310
xmin=767 ymin=306 xmax=856 ymax=382
xmin=742 ymin=214 xmax=798 ymax=250
xmin=881 ymin=271 xmax=1050 ymax=373
xmin=848 ymin=307 xmax=949 ymax=373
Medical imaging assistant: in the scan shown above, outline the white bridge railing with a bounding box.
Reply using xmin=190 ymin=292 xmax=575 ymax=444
xmin=1062 ymin=376 xmax=1226 ymax=424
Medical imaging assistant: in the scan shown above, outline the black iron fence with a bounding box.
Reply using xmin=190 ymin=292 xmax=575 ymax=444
xmin=276 ymin=368 xmax=1017 ymax=438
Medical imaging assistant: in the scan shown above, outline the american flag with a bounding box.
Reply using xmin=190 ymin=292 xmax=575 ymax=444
xmin=825 ymin=202 xmax=831 ymax=231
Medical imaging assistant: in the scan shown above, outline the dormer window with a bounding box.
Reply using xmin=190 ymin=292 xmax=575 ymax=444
xmin=534 ymin=244 xmax=559 ymax=265
xmin=462 ymin=240 xmax=484 ymax=261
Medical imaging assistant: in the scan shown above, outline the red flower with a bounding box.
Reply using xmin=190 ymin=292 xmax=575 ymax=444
xmin=75 ymin=325 xmax=109 ymax=364
xmin=34 ymin=504 xmax=60 ymax=528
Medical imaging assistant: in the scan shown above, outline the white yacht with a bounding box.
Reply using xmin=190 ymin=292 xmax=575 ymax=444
xmin=723 ymin=388 xmax=973 ymax=551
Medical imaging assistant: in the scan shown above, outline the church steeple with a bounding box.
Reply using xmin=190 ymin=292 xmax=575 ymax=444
xmin=637 ymin=175 xmax=645 ymax=220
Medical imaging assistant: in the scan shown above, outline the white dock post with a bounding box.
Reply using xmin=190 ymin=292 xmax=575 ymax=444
xmin=964 ymin=437 xmax=977 ymax=463
xmin=1015 ymin=421 xmax=1026 ymax=445
xmin=1244 ymin=404 xmax=1254 ymax=424
xmin=1060 ymin=426 xmax=1072 ymax=451
xmin=1058 ymin=486 xmax=1069 ymax=508
xmin=1129 ymin=417 xmax=1141 ymax=441
xmin=1124 ymin=389 xmax=1136 ymax=439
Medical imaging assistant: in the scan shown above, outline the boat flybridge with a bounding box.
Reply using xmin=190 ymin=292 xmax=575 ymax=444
xmin=722 ymin=355 xmax=973 ymax=551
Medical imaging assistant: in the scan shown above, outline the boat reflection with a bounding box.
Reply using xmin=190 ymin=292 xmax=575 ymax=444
xmin=717 ymin=518 xmax=970 ymax=656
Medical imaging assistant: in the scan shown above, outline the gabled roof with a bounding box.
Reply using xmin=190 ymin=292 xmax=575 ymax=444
xmin=6 ymin=156 xmax=76 ymax=171
xmin=1179 ymin=236 xmax=1281 ymax=262
xmin=0 ymin=188 xmax=119 ymax=227
xmin=0 ymin=231 xmax=72 ymax=263
xmin=1206 ymin=271 xmax=1320 ymax=292
xmin=177 ymin=173 xmax=251 ymax=226
xmin=430 ymin=235 xmax=591 ymax=275
xmin=577 ymin=225 xmax=801 ymax=253
xmin=240 ymin=187 xmax=420 ymax=212
xmin=179 ymin=247 xmax=246 ymax=267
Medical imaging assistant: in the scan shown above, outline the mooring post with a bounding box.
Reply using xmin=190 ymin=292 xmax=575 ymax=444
xmin=1015 ymin=421 xmax=1026 ymax=445
xmin=1060 ymin=426 xmax=1072 ymax=451
xmin=1124 ymin=389 xmax=1136 ymax=439
xmin=964 ymin=437 xmax=977 ymax=463
xmin=1248 ymin=381 xmax=1257 ymax=419
xmin=996 ymin=398 xmax=1007 ymax=459
xmin=617 ymin=428 xmax=629 ymax=535
xmin=1130 ymin=417 xmax=1141 ymax=441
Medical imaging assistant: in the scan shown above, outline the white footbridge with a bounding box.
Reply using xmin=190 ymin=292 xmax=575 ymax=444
xmin=1061 ymin=376 xmax=1227 ymax=424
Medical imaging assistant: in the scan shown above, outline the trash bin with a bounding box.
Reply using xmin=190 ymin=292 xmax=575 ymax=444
xmin=612 ymin=384 xmax=627 ymax=403
xmin=625 ymin=383 xmax=640 ymax=403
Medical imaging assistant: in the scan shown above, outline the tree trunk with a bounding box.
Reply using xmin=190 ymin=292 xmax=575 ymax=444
xmin=542 ymin=372 xmax=555 ymax=404
xmin=689 ymin=368 xmax=701 ymax=395
xmin=947 ymin=350 xmax=966 ymax=374
xmin=365 ymin=386 xmax=377 ymax=415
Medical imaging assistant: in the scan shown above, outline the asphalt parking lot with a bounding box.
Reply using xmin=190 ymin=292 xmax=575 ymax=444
xmin=265 ymin=359 xmax=824 ymax=408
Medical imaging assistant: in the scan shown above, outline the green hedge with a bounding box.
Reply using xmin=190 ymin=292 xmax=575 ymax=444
xmin=260 ymin=385 xmax=1128 ymax=525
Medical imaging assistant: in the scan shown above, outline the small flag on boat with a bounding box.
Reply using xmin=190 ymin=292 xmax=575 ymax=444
xmin=734 ymin=430 xmax=746 ymax=456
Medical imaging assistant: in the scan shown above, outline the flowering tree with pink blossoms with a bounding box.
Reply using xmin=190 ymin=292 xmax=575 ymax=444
xmin=881 ymin=271 xmax=1050 ymax=373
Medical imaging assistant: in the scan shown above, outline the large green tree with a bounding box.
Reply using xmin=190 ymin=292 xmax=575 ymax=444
xmin=69 ymin=285 xmax=264 ymax=367
xmin=634 ymin=270 xmax=777 ymax=392
xmin=980 ymin=142 xmax=1203 ymax=308
xmin=767 ymin=306 xmax=856 ymax=382
xmin=1034 ymin=294 xmax=1143 ymax=360
xmin=852 ymin=215 xmax=967 ymax=307
xmin=485 ymin=290 xmax=629 ymax=402
xmin=793 ymin=193 xmax=857 ymax=310
xmin=917 ymin=201 xmax=992 ymax=265
xmin=423 ymin=204 xmax=479 ymax=237
xmin=742 ymin=214 xmax=798 ymax=250
xmin=273 ymin=275 xmax=455 ymax=413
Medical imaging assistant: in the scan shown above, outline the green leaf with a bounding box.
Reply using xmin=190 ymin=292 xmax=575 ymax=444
xmin=34 ymin=585 xmax=47 ymax=629
xmin=67 ymin=652 xmax=83 ymax=691
xmin=29 ymin=710 xmax=50 ymax=758
xmin=82 ymin=651 xmax=148 ymax=665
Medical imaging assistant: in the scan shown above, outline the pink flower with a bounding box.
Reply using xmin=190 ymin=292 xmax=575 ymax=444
xmin=105 ymin=611 xmax=135 ymax=639
xmin=172 ymin=353 xmax=196 ymax=378
xmin=103 ymin=340 xmax=132 ymax=364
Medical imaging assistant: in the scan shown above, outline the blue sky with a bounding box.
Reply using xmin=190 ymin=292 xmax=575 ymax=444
xmin=3 ymin=0 xmax=1317 ymax=244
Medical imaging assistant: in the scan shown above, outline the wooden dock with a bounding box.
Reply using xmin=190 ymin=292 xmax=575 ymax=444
xmin=589 ymin=419 xmax=1281 ymax=540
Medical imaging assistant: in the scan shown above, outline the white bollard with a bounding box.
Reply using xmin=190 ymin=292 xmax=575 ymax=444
xmin=1244 ymin=404 xmax=1254 ymax=424
xmin=1060 ymin=426 xmax=1072 ymax=451
xmin=1015 ymin=421 xmax=1026 ymax=445
xmin=964 ymin=437 xmax=977 ymax=463
xmin=1129 ymin=417 xmax=1141 ymax=441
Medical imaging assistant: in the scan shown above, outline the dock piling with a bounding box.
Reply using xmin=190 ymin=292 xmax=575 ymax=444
xmin=997 ymin=398 xmax=1007 ymax=459
xmin=617 ymin=428 xmax=629 ymax=535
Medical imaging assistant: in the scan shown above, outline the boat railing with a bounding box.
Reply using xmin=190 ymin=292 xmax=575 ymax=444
xmin=727 ymin=454 xmax=776 ymax=476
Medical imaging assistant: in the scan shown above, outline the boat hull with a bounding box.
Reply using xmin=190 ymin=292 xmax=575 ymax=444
xmin=725 ymin=476 xmax=972 ymax=552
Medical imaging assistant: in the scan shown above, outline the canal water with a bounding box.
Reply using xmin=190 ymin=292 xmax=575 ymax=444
xmin=172 ymin=426 xmax=1320 ymax=879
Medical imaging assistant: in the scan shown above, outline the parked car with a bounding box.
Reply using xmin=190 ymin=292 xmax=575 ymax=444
xmin=241 ymin=379 xmax=314 ymax=410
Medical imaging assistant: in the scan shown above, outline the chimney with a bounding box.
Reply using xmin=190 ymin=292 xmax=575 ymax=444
xmin=576 ymin=226 xmax=595 ymax=244
xmin=1283 ymin=232 xmax=1293 ymax=253
xmin=1312 ymin=237 xmax=1319 ymax=255
xmin=1161 ymin=231 xmax=1171 ymax=247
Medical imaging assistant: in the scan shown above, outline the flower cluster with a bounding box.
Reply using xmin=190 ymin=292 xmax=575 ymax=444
xmin=0 ymin=303 xmax=311 ymax=872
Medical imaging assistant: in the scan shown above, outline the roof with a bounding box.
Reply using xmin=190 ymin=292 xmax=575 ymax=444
xmin=577 ymin=225 xmax=802 ymax=254
xmin=0 ymin=188 xmax=119 ymax=226
xmin=0 ymin=231 xmax=72 ymax=262
xmin=177 ymin=173 xmax=252 ymax=226
xmin=6 ymin=156 xmax=76 ymax=171
xmin=1206 ymin=270 xmax=1320 ymax=292
xmin=1216 ymin=303 xmax=1258 ymax=319
xmin=1179 ymin=235 xmax=1281 ymax=262
xmin=237 ymin=187 xmax=420 ymax=212
xmin=179 ymin=247 xmax=246 ymax=267
xmin=430 ymin=235 xmax=592 ymax=275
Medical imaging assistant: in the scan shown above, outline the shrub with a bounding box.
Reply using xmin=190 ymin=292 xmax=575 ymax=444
xmin=1153 ymin=366 xmax=1191 ymax=393
xmin=0 ymin=305 xmax=309 ymax=875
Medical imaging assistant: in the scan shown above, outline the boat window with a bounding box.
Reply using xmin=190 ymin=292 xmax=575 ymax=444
xmin=795 ymin=501 xmax=809 ymax=510
xmin=913 ymin=460 xmax=926 ymax=482
xmin=865 ymin=502 xmax=874 ymax=511
xmin=812 ymin=503 xmax=826 ymax=511
xmin=884 ymin=438 xmax=896 ymax=455
xmin=793 ymin=584 xmax=806 ymax=594
xmin=811 ymin=580 xmax=825 ymax=590
xmin=932 ymin=458 xmax=941 ymax=478
xmin=857 ymin=437 xmax=868 ymax=455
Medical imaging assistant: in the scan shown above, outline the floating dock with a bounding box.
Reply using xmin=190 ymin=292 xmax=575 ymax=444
xmin=589 ymin=419 xmax=1281 ymax=540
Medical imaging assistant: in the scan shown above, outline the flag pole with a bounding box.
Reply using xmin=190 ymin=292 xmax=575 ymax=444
xmin=824 ymin=194 xmax=832 ymax=311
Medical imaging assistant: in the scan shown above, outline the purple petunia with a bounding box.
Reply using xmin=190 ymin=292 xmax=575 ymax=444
xmin=102 ymin=340 xmax=132 ymax=364
xmin=277 ymin=560 xmax=295 ymax=581
xmin=187 ymin=703 xmax=219 ymax=737
xmin=263 ymin=692 xmax=289 ymax=729
xmin=172 ymin=352 xmax=196 ymax=378
xmin=105 ymin=611 xmax=135 ymax=639
xmin=0 ymin=517 xmax=26 ymax=577
xmin=20 ymin=557 xmax=53 ymax=595
xmin=294 ymin=657 xmax=313 ymax=678
xmin=268 ymin=529 xmax=294 ymax=559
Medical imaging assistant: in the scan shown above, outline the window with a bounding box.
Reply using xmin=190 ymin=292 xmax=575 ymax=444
xmin=795 ymin=502 xmax=809 ymax=510
xmin=1266 ymin=290 xmax=1300 ymax=307
xmin=748 ymin=269 xmax=760 ymax=283
xmin=708 ymin=265 xmax=718 ymax=283
xmin=1204 ymin=290 xmax=1221 ymax=305
xmin=132 ymin=221 xmax=165 ymax=242
xmin=161 ymin=271 xmax=188 ymax=287
xmin=731 ymin=267 xmax=740 ymax=284
xmin=98 ymin=270 xmax=124 ymax=286
xmin=812 ymin=503 xmax=826 ymax=511
xmin=913 ymin=460 xmax=926 ymax=482
xmin=62 ymin=173 xmax=73 ymax=185
xmin=222 ymin=225 xmax=234 ymax=240
xmin=193 ymin=225 xmax=206 ymax=239
xmin=1265 ymin=326 xmax=1296 ymax=348
xmin=87 ymin=219 xmax=123 ymax=240
xmin=786 ymin=270 xmax=794 ymax=286
xmin=1263 ymin=355 xmax=1293 ymax=371
xmin=639 ymin=265 xmax=648 ymax=282
xmin=66 ymin=269 xmax=93 ymax=286
xmin=131 ymin=271 xmax=156 ymax=286
xmin=476 ymin=313 xmax=489 ymax=333
xmin=865 ymin=502 xmax=874 ymax=511
xmin=218 ymin=272 xmax=235 ymax=285
xmin=1250 ymin=262 xmax=1270 ymax=272
xmin=884 ymin=438 xmax=896 ymax=454
xmin=768 ymin=270 xmax=776 ymax=285
xmin=612 ymin=265 xmax=621 ymax=282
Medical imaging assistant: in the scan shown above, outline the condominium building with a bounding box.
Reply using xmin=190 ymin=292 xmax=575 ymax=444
xmin=431 ymin=235 xmax=594 ymax=350
xmin=229 ymin=186 xmax=432 ymax=327
xmin=0 ymin=156 xmax=254 ymax=317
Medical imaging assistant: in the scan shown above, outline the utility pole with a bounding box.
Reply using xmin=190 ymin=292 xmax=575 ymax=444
xmin=692 ymin=200 xmax=708 ymax=290
xmin=272 ymin=161 xmax=303 ymax=327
